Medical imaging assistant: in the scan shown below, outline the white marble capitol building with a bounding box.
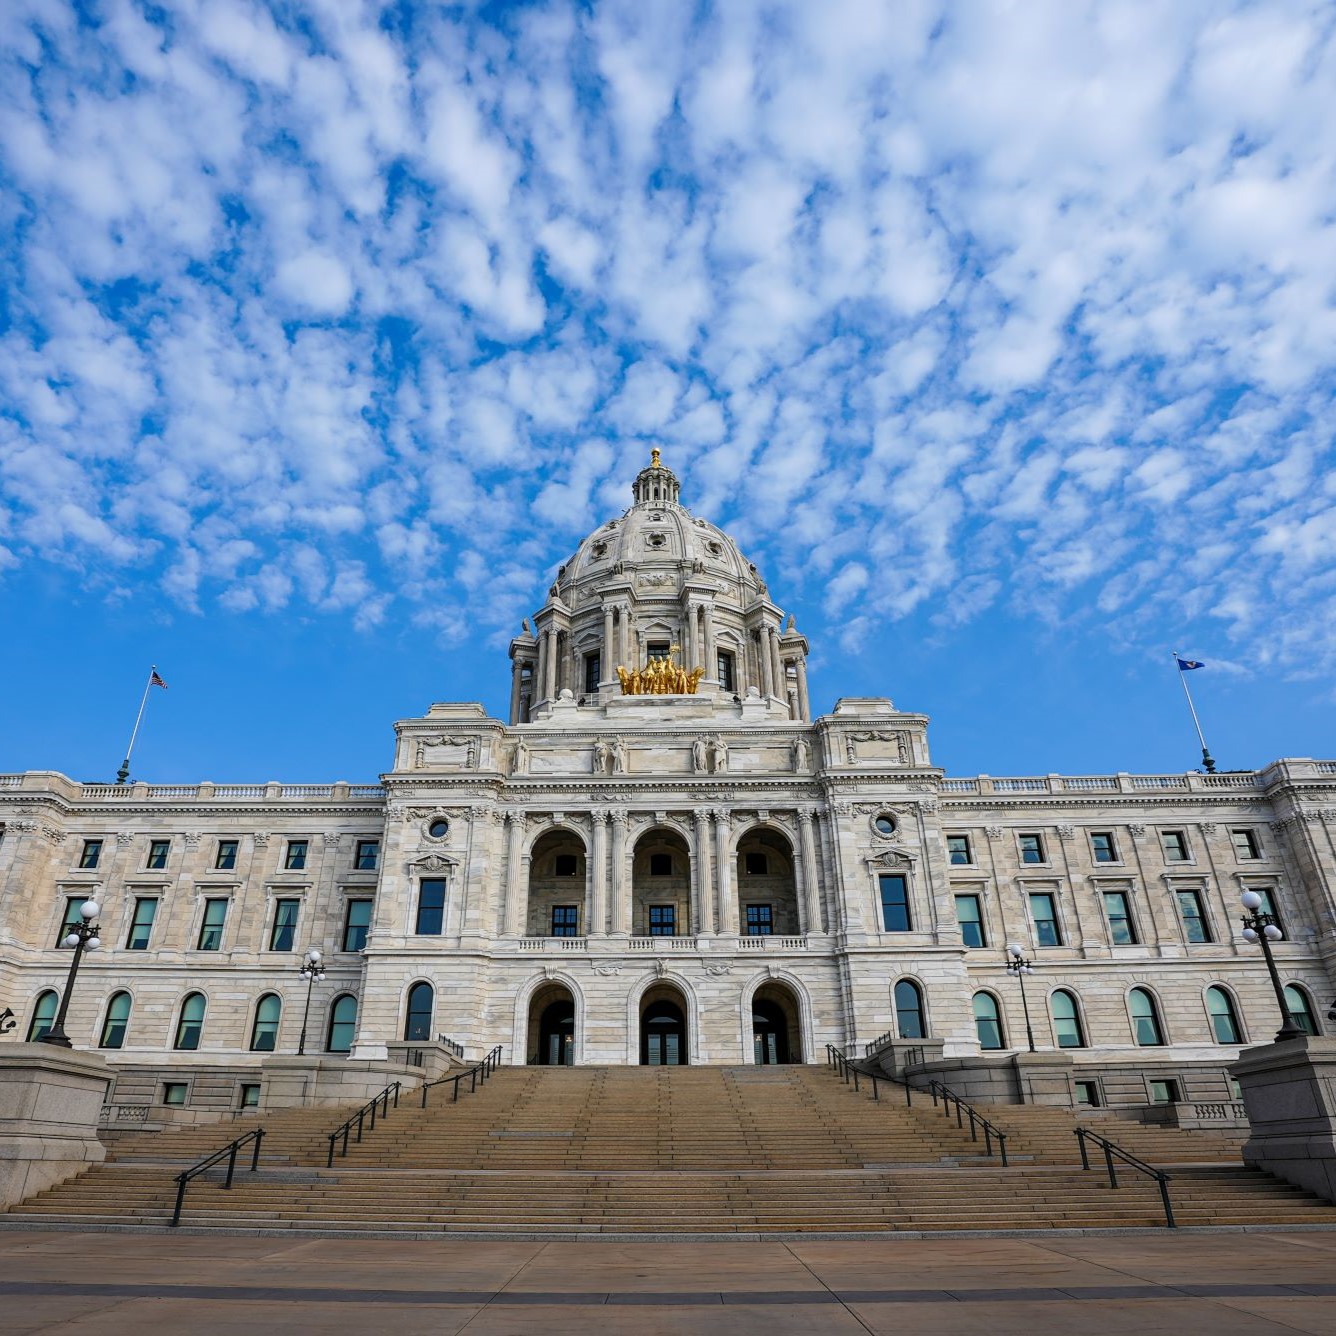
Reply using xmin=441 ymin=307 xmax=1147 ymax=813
xmin=3 ymin=450 xmax=1335 ymax=1116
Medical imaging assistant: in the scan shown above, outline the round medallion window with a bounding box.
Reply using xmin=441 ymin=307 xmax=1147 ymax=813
xmin=427 ymin=818 xmax=449 ymax=839
xmin=873 ymin=813 xmax=896 ymax=837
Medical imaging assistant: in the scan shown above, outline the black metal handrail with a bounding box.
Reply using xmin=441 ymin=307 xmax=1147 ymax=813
xmin=924 ymin=1080 xmax=1009 ymax=1166
xmin=827 ymin=1043 xmax=914 ymax=1107
xmin=1075 ymin=1126 xmax=1176 ymax=1227
xmin=170 ymin=1127 xmax=264 ymax=1227
xmin=421 ymin=1045 xmax=503 ymax=1107
xmin=326 ymin=1081 xmax=401 ymax=1167
xmin=436 ymin=1034 xmax=466 ymax=1059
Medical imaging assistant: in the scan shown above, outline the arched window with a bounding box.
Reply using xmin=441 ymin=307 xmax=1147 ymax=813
xmin=1205 ymin=986 xmax=1241 ymax=1044
xmin=249 ymin=994 xmax=282 ymax=1052
xmin=174 ymin=992 xmax=206 ymax=1051
xmin=1129 ymin=988 xmax=1165 ymax=1046
xmin=26 ymin=990 xmax=59 ymax=1042
xmin=893 ymin=979 xmax=925 ymax=1039
xmin=404 ymin=982 xmax=433 ymax=1042
xmin=326 ymin=994 xmax=358 ymax=1053
xmin=99 ymin=991 xmax=132 ymax=1049
xmin=1284 ymin=984 xmax=1319 ymax=1036
xmin=1050 ymin=989 xmax=1086 ymax=1048
xmin=972 ymin=992 xmax=1005 ymax=1050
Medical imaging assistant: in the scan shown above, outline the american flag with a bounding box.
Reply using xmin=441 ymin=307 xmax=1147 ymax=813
xmin=150 ymin=669 xmax=168 ymax=689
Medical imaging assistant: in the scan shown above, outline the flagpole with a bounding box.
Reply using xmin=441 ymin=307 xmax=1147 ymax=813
xmin=1172 ymin=651 xmax=1217 ymax=775
xmin=115 ymin=666 xmax=159 ymax=786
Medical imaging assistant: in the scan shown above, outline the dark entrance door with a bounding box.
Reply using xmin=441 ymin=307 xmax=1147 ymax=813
xmin=752 ymin=999 xmax=790 ymax=1064
xmin=538 ymin=1000 xmax=575 ymax=1065
xmin=641 ymin=999 xmax=687 ymax=1065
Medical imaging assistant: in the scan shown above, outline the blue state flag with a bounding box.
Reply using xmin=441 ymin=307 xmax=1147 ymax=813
xmin=1176 ymin=657 xmax=1205 ymax=671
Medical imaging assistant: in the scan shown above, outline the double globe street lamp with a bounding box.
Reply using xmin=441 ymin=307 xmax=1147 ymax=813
xmin=37 ymin=898 xmax=101 ymax=1048
xmin=1239 ymin=889 xmax=1305 ymax=1043
xmin=296 ymin=948 xmax=326 ymax=1056
xmin=1005 ymin=943 xmax=1037 ymax=1053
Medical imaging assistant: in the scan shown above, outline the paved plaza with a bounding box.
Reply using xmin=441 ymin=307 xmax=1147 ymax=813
xmin=1 ymin=1228 xmax=1335 ymax=1335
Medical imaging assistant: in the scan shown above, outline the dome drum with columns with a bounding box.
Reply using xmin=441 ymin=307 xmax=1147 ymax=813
xmin=508 ymin=449 xmax=812 ymax=724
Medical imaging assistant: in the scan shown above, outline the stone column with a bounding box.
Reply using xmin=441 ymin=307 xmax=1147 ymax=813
xmin=602 ymin=606 xmax=615 ymax=682
xmin=502 ymin=811 xmax=526 ymax=935
xmin=797 ymin=806 xmax=823 ymax=934
xmin=682 ymin=605 xmax=695 ymax=673
xmin=758 ymin=630 xmax=774 ymax=698
xmin=768 ymin=626 xmax=784 ymax=700
xmin=535 ymin=631 xmax=549 ymax=705
xmin=702 ymin=604 xmax=716 ymax=681
xmin=590 ymin=810 xmax=609 ymax=936
xmin=693 ymin=808 xmax=713 ymax=935
xmin=795 ymin=657 xmax=811 ymax=722
xmin=714 ymin=809 xmax=737 ymax=934
xmin=509 ymin=658 xmax=523 ymax=724
xmin=610 ymin=810 xmax=630 ymax=935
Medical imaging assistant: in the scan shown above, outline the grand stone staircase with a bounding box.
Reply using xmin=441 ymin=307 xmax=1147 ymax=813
xmin=7 ymin=1065 xmax=1333 ymax=1234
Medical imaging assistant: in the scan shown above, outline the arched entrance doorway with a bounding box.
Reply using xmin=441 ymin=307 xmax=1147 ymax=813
xmin=639 ymin=986 xmax=689 ymax=1065
xmin=751 ymin=982 xmax=802 ymax=1064
xmin=526 ymin=982 xmax=577 ymax=1065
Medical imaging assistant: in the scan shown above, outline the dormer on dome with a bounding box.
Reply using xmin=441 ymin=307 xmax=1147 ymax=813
xmin=632 ymin=447 xmax=681 ymax=507
xmin=506 ymin=448 xmax=812 ymax=726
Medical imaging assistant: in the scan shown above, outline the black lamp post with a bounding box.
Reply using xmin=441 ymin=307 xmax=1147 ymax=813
xmin=296 ymin=948 xmax=326 ymax=1056
xmin=1005 ymin=942 xmax=1037 ymax=1053
xmin=37 ymin=898 xmax=102 ymax=1047
xmin=1239 ymin=890 xmax=1305 ymax=1042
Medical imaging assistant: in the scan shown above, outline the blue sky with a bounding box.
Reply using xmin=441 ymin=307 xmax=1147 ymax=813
xmin=2 ymin=0 xmax=1334 ymax=785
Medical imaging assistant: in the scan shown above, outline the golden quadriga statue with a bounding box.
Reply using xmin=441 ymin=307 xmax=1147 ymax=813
xmin=616 ymin=660 xmax=706 ymax=695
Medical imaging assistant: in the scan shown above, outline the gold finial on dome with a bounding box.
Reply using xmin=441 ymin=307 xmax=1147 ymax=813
xmin=651 ymin=447 xmax=661 ymax=469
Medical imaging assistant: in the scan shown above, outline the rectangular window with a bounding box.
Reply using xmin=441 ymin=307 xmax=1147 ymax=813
xmin=1090 ymin=832 xmax=1117 ymax=863
xmin=955 ymin=894 xmax=985 ymax=948
xmin=744 ymin=852 xmax=768 ymax=875
xmin=126 ymin=897 xmax=158 ymax=950
xmin=215 ymin=839 xmax=238 ymax=870
xmin=354 ymin=840 xmax=380 ymax=871
xmin=1019 ymin=833 xmax=1045 ymax=864
xmin=649 ymin=853 xmax=672 ymax=877
xmin=1231 ymin=828 xmax=1260 ymax=859
xmin=1176 ymin=890 xmax=1211 ymax=943
xmin=648 ymin=904 xmax=676 ymax=936
xmin=1160 ymin=830 xmax=1189 ymax=861
xmin=1253 ymin=887 xmax=1282 ymax=932
xmin=146 ymin=839 xmax=170 ymax=869
xmin=878 ymin=874 xmax=912 ymax=932
xmin=239 ymin=1083 xmax=261 ymax=1110
xmin=269 ymin=898 xmax=300 ymax=950
xmin=1149 ymin=1079 xmax=1181 ymax=1104
xmin=647 ymin=641 xmax=670 ymax=661
xmin=162 ymin=1082 xmax=189 ymax=1107
xmin=717 ymin=650 xmax=735 ymax=692
xmin=554 ymin=853 xmax=578 ymax=877
xmin=584 ymin=653 xmax=601 ymax=694
xmin=1029 ymin=892 xmax=1061 ymax=947
xmin=1103 ymin=891 xmax=1136 ymax=945
xmin=78 ymin=839 xmax=102 ymax=869
xmin=343 ymin=899 xmax=372 ymax=951
xmin=1075 ymin=1080 xmax=1101 ymax=1107
xmin=197 ymin=898 xmax=228 ymax=951
xmin=415 ymin=879 xmax=446 ymax=935
xmin=284 ymin=840 xmax=308 ymax=870
xmin=56 ymin=898 xmax=84 ymax=947
xmin=745 ymin=904 xmax=773 ymax=936
xmin=946 ymin=835 xmax=972 ymax=865
xmin=551 ymin=905 xmax=579 ymax=937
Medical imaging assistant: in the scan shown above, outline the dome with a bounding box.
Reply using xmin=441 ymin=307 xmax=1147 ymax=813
xmin=508 ymin=448 xmax=810 ymax=725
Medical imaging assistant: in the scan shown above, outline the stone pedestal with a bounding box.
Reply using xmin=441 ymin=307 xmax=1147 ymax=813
xmin=0 ymin=1044 xmax=111 ymax=1207
xmin=258 ymin=1056 xmax=426 ymax=1110
xmin=897 ymin=1051 xmax=1075 ymax=1106
xmin=868 ymin=1038 xmax=945 ymax=1081
xmin=1231 ymin=1035 xmax=1336 ymax=1202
